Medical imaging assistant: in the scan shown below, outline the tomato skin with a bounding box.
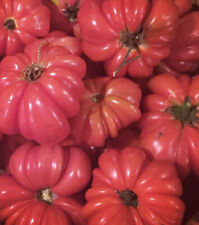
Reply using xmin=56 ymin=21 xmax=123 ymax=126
xmin=163 ymin=12 xmax=199 ymax=74
xmin=78 ymin=0 xmax=180 ymax=77
xmin=70 ymin=77 xmax=141 ymax=147
xmin=0 ymin=39 xmax=86 ymax=144
xmin=0 ymin=0 xmax=50 ymax=57
xmin=0 ymin=143 xmax=91 ymax=225
xmin=45 ymin=31 xmax=82 ymax=55
xmin=139 ymin=73 xmax=199 ymax=178
xmin=82 ymin=147 xmax=185 ymax=225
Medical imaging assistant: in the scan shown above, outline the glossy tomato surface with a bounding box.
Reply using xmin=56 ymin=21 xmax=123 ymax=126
xmin=0 ymin=0 xmax=50 ymax=56
xmin=0 ymin=38 xmax=86 ymax=144
xmin=82 ymin=147 xmax=185 ymax=225
xmin=139 ymin=73 xmax=199 ymax=178
xmin=0 ymin=143 xmax=91 ymax=225
xmin=78 ymin=0 xmax=180 ymax=77
xmin=70 ymin=77 xmax=141 ymax=147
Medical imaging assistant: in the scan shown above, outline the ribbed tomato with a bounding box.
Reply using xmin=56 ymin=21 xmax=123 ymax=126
xmin=78 ymin=0 xmax=180 ymax=77
xmin=0 ymin=143 xmax=91 ymax=225
xmin=139 ymin=73 xmax=199 ymax=178
xmin=0 ymin=0 xmax=50 ymax=56
xmin=0 ymin=38 xmax=86 ymax=144
xmin=82 ymin=147 xmax=185 ymax=225
xmin=70 ymin=77 xmax=141 ymax=147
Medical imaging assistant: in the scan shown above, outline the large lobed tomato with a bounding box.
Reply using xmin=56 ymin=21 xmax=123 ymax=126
xmin=82 ymin=147 xmax=185 ymax=225
xmin=0 ymin=143 xmax=91 ymax=225
xmin=70 ymin=77 xmax=141 ymax=147
xmin=78 ymin=0 xmax=180 ymax=77
xmin=159 ymin=12 xmax=199 ymax=75
xmin=139 ymin=73 xmax=199 ymax=178
xmin=0 ymin=37 xmax=86 ymax=144
xmin=0 ymin=0 xmax=50 ymax=57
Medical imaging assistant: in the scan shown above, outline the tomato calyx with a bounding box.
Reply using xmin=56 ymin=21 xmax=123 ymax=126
xmin=120 ymin=28 xmax=145 ymax=50
xmin=116 ymin=189 xmax=138 ymax=208
xmin=113 ymin=27 xmax=144 ymax=77
xmin=91 ymin=94 xmax=104 ymax=103
xmin=24 ymin=63 xmax=44 ymax=82
xmin=37 ymin=188 xmax=54 ymax=205
xmin=167 ymin=96 xmax=199 ymax=127
xmin=4 ymin=18 xmax=16 ymax=30
xmin=62 ymin=2 xmax=80 ymax=23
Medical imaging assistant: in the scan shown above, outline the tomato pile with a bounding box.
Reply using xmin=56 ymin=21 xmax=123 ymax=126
xmin=0 ymin=0 xmax=198 ymax=224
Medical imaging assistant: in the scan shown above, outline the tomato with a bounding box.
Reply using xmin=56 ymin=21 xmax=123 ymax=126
xmin=0 ymin=143 xmax=91 ymax=225
xmin=70 ymin=77 xmax=141 ymax=147
xmin=82 ymin=147 xmax=185 ymax=225
xmin=162 ymin=12 xmax=199 ymax=74
xmin=0 ymin=38 xmax=86 ymax=144
xmin=139 ymin=73 xmax=199 ymax=178
xmin=0 ymin=0 xmax=50 ymax=57
xmin=78 ymin=0 xmax=180 ymax=78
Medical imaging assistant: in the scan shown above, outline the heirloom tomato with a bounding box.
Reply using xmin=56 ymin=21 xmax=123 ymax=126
xmin=0 ymin=143 xmax=91 ymax=225
xmin=78 ymin=0 xmax=180 ymax=77
xmin=139 ymin=73 xmax=199 ymax=178
xmin=82 ymin=147 xmax=185 ymax=225
xmin=0 ymin=38 xmax=86 ymax=144
xmin=70 ymin=77 xmax=141 ymax=147
xmin=161 ymin=12 xmax=199 ymax=75
xmin=0 ymin=0 xmax=50 ymax=57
